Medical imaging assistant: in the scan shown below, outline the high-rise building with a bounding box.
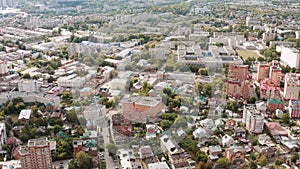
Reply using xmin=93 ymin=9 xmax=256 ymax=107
xmin=242 ymin=106 xmax=264 ymax=134
xmin=283 ymin=73 xmax=300 ymax=100
xmin=226 ymin=64 xmax=254 ymax=99
xmin=0 ymin=60 xmax=8 ymax=77
xmin=257 ymin=61 xmax=281 ymax=86
xmin=280 ymin=46 xmax=300 ymax=69
xmin=0 ymin=122 xmax=6 ymax=150
xmin=19 ymin=138 xmax=53 ymax=169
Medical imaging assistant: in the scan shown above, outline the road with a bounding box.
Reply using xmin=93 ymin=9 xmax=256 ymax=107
xmin=100 ymin=119 xmax=115 ymax=169
xmin=53 ymin=159 xmax=70 ymax=169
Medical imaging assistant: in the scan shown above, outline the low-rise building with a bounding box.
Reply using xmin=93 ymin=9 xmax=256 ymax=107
xmin=266 ymin=99 xmax=284 ymax=111
xmin=160 ymin=135 xmax=191 ymax=169
xmin=225 ymin=145 xmax=245 ymax=165
xmin=264 ymin=122 xmax=288 ymax=137
xmin=73 ymin=139 xmax=98 ymax=158
xmin=18 ymin=110 xmax=31 ymax=122
xmin=121 ymin=96 xmax=162 ymax=123
xmin=118 ymin=149 xmax=142 ymax=169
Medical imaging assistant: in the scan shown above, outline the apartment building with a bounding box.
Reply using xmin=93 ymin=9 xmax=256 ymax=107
xmin=280 ymin=46 xmax=300 ymax=69
xmin=288 ymin=100 xmax=300 ymax=118
xmin=226 ymin=64 xmax=254 ymax=99
xmin=19 ymin=138 xmax=53 ymax=169
xmin=257 ymin=61 xmax=281 ymax=86
xmin=242 ymin=106 xmax=264 ymax=134
xmin=0 ymin=123 xmax=6 ymax=150
xmin=0 ymin=60 xmax=8 ymax=77
xmin=283 ymin=73 xmax=300 ymax=100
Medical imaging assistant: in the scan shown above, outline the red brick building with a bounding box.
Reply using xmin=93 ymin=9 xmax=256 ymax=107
xmin=267 ymin=99 xmax=284 ymax=111
xmin=19 ymin=138 xmax=53 ymax=169
xmin=226 ymin=64 xmax=254 ymax=99
xmin=225 ymin=145 xmax=245 ymax=164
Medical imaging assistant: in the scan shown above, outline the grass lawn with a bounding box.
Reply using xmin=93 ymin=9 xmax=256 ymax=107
xmin=237 ymin=50 xmax=261 ymax=60
xmin=10 ymin=114 xmax=19 ymax=123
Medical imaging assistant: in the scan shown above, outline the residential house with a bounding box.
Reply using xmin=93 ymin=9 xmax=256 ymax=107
xmin=139 ymin=146 xmax=157 ymax=165
xmin=118 ymin=149 xmax=142 ymax=169
xmin=193 ymin=127 xmax=211 ymax=147
xmin=222 ymin=135 xmax=234 ymax=147
xmin=225 ymin=145 xmax=245 ymax=165
xmin=208 ymin=145 xmax=222 ymax=160
xmin=146 ymin=124 xmax=157 ymax=139
xmin=80 ymin=87 xmax=93 ymax=97
xmin=18 ymin=110 xmax=31 ymax=122
xmin=148 ymin=162 xmax=170 ymax=169
xmin=225 ymin=119 xmax=237 ymax=129
xmin=281 ymin=140 xmax=299 ymax=153
xmin=160 ymin=135 xmax=191 ymax=169
xmin=73 ymin=139 xmax=98 ymax=158
xmin=112 ymin=113 xmax=132 ymax=137
xmin=234 ymin=127 xmax=246 ymax=138
xmin=253 ymin=146 xmax=275 ymax=158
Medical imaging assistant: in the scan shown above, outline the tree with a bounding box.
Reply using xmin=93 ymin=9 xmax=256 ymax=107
xmin=228 ymin=101 xmax=239 ymax=113
xmin=47 ymin=76 xmax=55 ymax=83
xmin=291 ymin=152 xmax=299 ymax=163
xmin=247 ymin=96 xmax=256 ymax=104
xmin=280 ymin=114 xmax=290 ymax=125
xmin=76 ymin=151 xmax=93 ymax=169
xmin=249 ymin=160 xmax=257 ymax=169
xmin=22 ymin=73 xmax=31 ymax=79
xmin=66 ymin=111 xmax=79 ymax=125
xmin=216 ymin=157 xmax=231 ymax=169
xmin=160 ymin=120 xmax=173 ymax=130
xmin=198 ymin=68 xmax=208 ymax=76
xmin=257 ymin=154 xmax=267 ymax=166
xmin=195 ymin=150 xmax=208 ymax=162
xmin=68 ymin=159 xmax=78 ymax=169
xmin=106 ymin=144 xmax=118 ymax=156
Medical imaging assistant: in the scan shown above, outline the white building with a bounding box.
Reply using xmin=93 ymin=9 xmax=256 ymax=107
xmin=283 ymin=73 xmax=300 ymax=100
xmin=0 ymin=123 xmax=6 ymax=150
xmin=148 ymin=162 xmax=170 ymax=169
xmin=280 ymin=46 xmax=300 ymax=69
xmin=110 ymin=79 xmax=127 ymax=90
xmin=18 ymin=80 xmax=42 ymax=93
xmin=118 ymin=149 xmax=142 ymax=169
xmin=242 ymin=106 xmax=264 ymax=134
xmin=18 ymin=109 xmax=31 ymax=121
xmin=0 ymin=60 xmax=8 ymax=76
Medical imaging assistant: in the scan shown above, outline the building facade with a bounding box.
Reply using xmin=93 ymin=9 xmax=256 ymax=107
xmin=0 ymin=123 xmax=6 ymax=150
xmin=242 ymin=106 xmax=264 ymax=134
xmin=280 ymin=46 xmax=300 ymax=69
xmin=283 ymin=73 xmax=300 ymax=100
xmin=225 ymin=145 xmax=245 ymax=164
xmin=19 ymin=138 xmax=53 ymax=169
xmin=226 ymin=64 xmax=254 ymax=99
xmin=288 ymin=100 xmax=300 ymax=118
